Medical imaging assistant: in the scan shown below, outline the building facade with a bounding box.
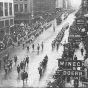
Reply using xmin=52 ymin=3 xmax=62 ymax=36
xmin=14 ymin=0 xmax=31 ymax=24
xmin=83 ymin=0 xmax=88 ymax=14
xmin=33 ymin=0 xmax=56 ymax=13
xmin=14 ymin=0 xmax=56 ymax=24
xmin=79 ymin=0 xmax=88 ymax=15
xmin=56 ymin=0 xmax=63 ymax=9
xmin=0 ymin=0 xmax=14 ymax=41
xmin=62 ymin=0 xmax=72 ymax=10
xmin=14 ymin=0 xmax=31 ymax=13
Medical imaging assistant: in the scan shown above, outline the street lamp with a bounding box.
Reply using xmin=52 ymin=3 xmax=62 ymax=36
xmin=31 ymin=0 xmax=34 ymax=19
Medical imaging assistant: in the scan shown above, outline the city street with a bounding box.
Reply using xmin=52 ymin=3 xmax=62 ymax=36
xmin=0 ymin=12 xmax=75 ymax=87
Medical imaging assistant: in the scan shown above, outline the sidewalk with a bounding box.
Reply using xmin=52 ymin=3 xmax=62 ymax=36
xmin=74 ymin=42 xmax=85 ymax=61
xmin=65 ymin=42 xmax=85 ymax=87
xmin=65 ymin=81 xmax=83 ymax=87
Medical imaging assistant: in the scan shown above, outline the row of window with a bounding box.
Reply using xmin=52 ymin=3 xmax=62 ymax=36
xmin=14 ymin=4 xmax=27 ymax=12
xmin=0 ymin=2 xmax=12 ymax=17
xmin=0 ymin=19 xmax=14 ymax=29
xmin=0 ymin=19 xmax=14 ymax=36
xmin=15 ymin=0 xmax=27 ymax=1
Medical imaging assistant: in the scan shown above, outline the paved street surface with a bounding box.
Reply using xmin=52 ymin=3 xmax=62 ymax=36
xmin=0 ymin=13 xmax=75 ymax=87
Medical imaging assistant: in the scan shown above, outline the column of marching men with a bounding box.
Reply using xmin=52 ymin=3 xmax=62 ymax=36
xmin=51 ymin=23 xmax=69 ymax=51
xmin=0 ymin=22 xmax=70 ymax=86
xmin=0 ymin=19 xmax=52 ymax=85
xmin=0 ymin=41 xmax=47 ymax=85
xmin=47 ymin=22 xmax=86 ymax=88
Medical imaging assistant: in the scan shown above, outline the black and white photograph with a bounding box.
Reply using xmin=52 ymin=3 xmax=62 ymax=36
xmin=0 ymin=0 xmax=88 ymax=87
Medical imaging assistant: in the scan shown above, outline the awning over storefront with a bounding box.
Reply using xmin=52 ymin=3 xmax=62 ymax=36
xmin=14 ymin=13 xmax=31 ymax=20
xmin=84 ymin=13 xmax=88 ymax=17
xmin=10 ymin=25 xmax=14 ymax=27
xmin=84 ymin=13 xmax=88 ymax=21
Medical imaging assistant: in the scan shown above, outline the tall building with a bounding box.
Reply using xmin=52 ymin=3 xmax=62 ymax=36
xmin=0 ymin=0 xmax=14 ymax=41
xmin=14 ymin=0 xmax=56 ymax=24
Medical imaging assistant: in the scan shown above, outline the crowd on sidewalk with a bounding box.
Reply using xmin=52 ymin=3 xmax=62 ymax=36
xmin=0 ymin=12 xmax=56 ymax=52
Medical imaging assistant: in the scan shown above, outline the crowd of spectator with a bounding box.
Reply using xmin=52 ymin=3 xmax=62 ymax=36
xmin=0 ymin=11 xmax=55 ymax=51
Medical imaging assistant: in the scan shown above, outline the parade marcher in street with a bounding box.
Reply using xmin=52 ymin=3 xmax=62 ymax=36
xmin=38 ymin=67 xmax=42 ymax=77
xmin=23 ymin=60 xmax=26 ymax=69
xmin=44 ymin=55 xmax=48 ymax=60
xmin=42 ymin=60 xmax=45 ymax=69
xmin=4 ymin=64 xmax=8 ymax=74
xmin=12 ymin=43 xmax=14 ymax=48
xmin=14 ymin=55 xmax=17 ymax=65
xmin=74 ymin=78 xmax=79 ymax=88
xmin=26 ymin=55 xmax=29 ymax=67
xmin=51 ymin=41 xmax=53 ymax=50
xmin=5 ymin=54 xmax=9 ymax=61
xmin=7 ymin=59 xmax=12 ymax=70
xmin=53 ymin=40 xmax=56 ymax=48
xmin=81 ymin=47 xmax=84 ymax=55
xmin=20 ymin=61 xmax=24 ymax=69
xmin=24 ymin=58 xmax=26 ymax=68
xmin=23 ymin=43 xmax=25 ymax=49
xmin=56 ymin=42 xmax=59 ymax=50
xmin=21 ymin=70 xmax=28 ymax=85
xmin=18 ymin=41 xmax=20 ymax=46
xmin=74 ymin=55 xmax=77 ymax=60
xmin=32 ymin=44 xmax=34 ymax=51
xmin=37 ymin=44 xmax=40 ymax=53
xmin=53 ymin=25 xmax=55 ymax=32
xmin=7 ymin=53 xmax=9 ymax=60
xmin=17 ymin=64 xmax=20 ymax=74
xmin=27 ymin=45 xmax=29 ymax=51
xmin=0 ymin=60 xmax=1 ymax=68
xmin=3 ymin=56 xmax=6 ymax=63
xmin=10 ymin=59 xmax=13 ymax=69
xmin=41 ymin=42 xmax=44 ymax=51
xmin=43 ymin=57 xmax=48 ymax=69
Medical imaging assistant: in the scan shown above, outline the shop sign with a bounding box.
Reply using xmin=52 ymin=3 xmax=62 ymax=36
xmin=58 ymin=59 xmax=85 ymax=77
xmin=63 ymin=70 xmax=83 ymax=76
xmin=76 ymin=17 xmax=86 ymax=25
xmin=58 ymin=60 xmax=84 ymax=67
xmin=68 ymin=37 xmax=81 ymax=43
